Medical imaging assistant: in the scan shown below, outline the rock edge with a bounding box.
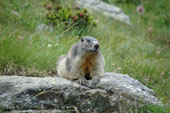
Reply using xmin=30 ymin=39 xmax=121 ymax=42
xmin=0 ymin=72 xmax=162 ymax=113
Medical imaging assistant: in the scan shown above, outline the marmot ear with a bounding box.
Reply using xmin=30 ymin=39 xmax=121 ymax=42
xmin=81 ymin=37 xmax=84 ymax=42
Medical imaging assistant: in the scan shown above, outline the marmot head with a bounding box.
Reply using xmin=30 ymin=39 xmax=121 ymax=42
xmin=80 ymin=36 xmax=99 ymax=53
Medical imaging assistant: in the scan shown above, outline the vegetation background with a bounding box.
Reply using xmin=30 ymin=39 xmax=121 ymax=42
xmin=0 ymin=0 xmax=169 ymax=112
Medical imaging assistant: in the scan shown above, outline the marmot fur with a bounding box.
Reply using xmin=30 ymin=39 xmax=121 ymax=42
xmin=56 ymin=36 xmax=105 ymax=83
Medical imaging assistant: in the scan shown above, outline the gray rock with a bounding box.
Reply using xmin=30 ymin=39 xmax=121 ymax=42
xmin=74 ymin=0 xmax=131 ymax=25
xmin=6 ymin=110 xmax=62 ymax=113
xmin=0 ymin=72 xmax=162 ymax=113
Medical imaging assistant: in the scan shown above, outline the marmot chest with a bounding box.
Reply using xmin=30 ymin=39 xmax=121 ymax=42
xmin=81 ymin=54 xmax=97 ymax=79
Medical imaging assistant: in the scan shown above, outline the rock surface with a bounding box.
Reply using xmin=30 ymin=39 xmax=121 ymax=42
xmin=74 ymin=0 xmax=131 ymax=25
xmin=0 ymin=72 xmax=162 ymax=113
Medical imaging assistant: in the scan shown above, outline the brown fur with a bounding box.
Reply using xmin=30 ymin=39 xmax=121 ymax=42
xmin=81 ymin=54 xmax=97 ymax=79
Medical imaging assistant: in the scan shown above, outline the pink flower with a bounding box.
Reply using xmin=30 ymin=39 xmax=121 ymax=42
xmin=136 ymin=5 xmax=145 ymax=14
xmin=111 ymin=63 xmax=115 ymax=66
xmin=79 ymin=13 xmax=83 ymax=17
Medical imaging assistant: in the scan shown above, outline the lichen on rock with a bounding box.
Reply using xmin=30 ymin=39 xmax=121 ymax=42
xmin=0 ymin=72 xmax=162 ymax=113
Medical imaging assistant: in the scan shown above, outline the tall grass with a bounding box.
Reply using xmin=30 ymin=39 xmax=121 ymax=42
xmin=0 ymin=0 xmax=78 ymax=76
xmin=0 ymin=0 xmax=169 ymax=112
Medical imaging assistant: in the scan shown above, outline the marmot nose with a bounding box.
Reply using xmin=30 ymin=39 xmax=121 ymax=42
xmin=94 ymin=44 xmax=99 ymax=49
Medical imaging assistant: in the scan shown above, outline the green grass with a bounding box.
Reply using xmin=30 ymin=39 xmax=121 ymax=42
xmin=0 ymin=0 xmax=78 ymax=76
xmin=128 ymin=104 xmax=168 ymax=113
xmin=0 ymin=0 xmax=170 ymax=112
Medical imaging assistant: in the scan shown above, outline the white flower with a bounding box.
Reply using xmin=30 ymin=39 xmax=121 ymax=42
xmin=47 ymin=44 xmax=52 ymax=47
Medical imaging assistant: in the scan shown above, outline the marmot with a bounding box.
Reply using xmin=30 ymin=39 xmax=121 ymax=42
xmin=56 ymin=36 xmax=105 ymax=84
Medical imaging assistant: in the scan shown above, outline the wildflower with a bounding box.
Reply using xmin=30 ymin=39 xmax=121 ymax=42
xmin=79 ymin=13 xmax=83 ymax=17
xmin=136 ymin=5 xmax=144 ymax=14
xmin=46 ymin=5 xmax=52 ymax=10
xmin=47 ymin=44 xmax=52 ymax=47
xmin=111 ymin=63 xmax=115 ymax=66
xmin=74 ymin=16 xmax=78 ymax=21
xmin=17 ymin=35 xmax=24 ymax=40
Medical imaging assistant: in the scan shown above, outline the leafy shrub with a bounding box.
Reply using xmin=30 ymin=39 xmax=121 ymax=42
xmin=45 ymin=4 xmax=97 ymax=35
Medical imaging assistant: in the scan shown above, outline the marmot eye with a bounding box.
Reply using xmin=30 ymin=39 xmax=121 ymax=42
xmin=87 ymin=40 xmax=90 ymax=42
